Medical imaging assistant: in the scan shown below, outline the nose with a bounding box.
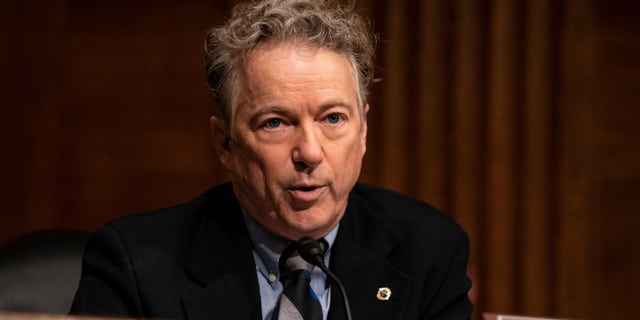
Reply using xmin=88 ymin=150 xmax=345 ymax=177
xmin=292 ymin=123 xmax=323 ymax=171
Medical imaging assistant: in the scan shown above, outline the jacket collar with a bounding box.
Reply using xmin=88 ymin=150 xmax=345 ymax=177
xmin=179 ymin=183 xmax=411 ymax=320
xmin=181 ymin=184 xmax=262 ymax=320
xmin=328 ymin=186 xmax=412 ymax=320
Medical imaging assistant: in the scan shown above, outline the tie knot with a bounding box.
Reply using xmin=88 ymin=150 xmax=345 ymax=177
xmin=275 ymin=240 xmax=325 ymax=320
xmin=278 ymin=240 xmax=316 ymax=281
xmin=284 ymin=255 xmax=314 ymax=273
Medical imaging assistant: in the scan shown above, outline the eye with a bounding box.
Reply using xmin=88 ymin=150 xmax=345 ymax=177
xmin=264 ymin=118 xmax=282 ymax=129
xmin=325 ymin=113 xmax=344 ymax=124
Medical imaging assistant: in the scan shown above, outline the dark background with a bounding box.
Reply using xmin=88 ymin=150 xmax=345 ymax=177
xmin=2 ymin=0 xmax=639 ymax=319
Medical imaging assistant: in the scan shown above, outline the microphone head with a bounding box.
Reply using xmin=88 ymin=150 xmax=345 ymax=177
xmin=297 ymin=236 xmax=326 ymax=266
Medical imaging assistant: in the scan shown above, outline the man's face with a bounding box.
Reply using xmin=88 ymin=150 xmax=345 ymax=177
xmin=211 ymin=43 xmax=368 ymax=240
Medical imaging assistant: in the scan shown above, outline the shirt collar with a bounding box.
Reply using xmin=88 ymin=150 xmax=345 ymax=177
xmin=242 ymin=209 xmax=339 ymax=280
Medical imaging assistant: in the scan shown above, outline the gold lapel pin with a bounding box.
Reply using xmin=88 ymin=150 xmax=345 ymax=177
xmin=377 ymin=287 xmax=391 ymax=301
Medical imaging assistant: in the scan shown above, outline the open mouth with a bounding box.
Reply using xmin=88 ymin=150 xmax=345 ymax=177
xmin=287 ymin=185 xmax=325 ymax=202
xmin=295 ymin=186 xmax=319 ymax=192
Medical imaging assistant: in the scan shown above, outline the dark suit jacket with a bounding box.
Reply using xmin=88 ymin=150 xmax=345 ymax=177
xmin=70 ymin=183 xmax=472 ymax=319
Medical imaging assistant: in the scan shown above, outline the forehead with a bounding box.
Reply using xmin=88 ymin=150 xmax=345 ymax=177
xmin=239 ymin=43 xmax=357 ymax=100
xmin=258 ymin=43 xmax=353 ymax=76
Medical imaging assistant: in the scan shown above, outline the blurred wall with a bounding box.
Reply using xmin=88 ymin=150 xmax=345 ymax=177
xmin=2 ymin=0 xmax=639 ymax=319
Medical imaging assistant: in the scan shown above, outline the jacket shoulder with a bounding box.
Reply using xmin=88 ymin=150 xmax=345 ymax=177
xmin=351 ymin=183 xmax=465 ymax=237
xmin=99 ymin=183 xmax=235 ymax=252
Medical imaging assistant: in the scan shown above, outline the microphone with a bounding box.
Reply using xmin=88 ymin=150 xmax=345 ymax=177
xmin=296 ymin=236 xmax=353 ymax=320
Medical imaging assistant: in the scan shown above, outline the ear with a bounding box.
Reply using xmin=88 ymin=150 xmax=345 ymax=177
xmin=360 ymin=104 xmax=369 ymax=155
xmin=209 ymin=116 xmax=232 ymax=170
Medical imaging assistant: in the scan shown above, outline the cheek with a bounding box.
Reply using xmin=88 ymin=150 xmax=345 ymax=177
xmin=347 ymin=132 xmax=367 ymax=158
xmin=232 ymin=143 xmax=290 ymax=181
xmin=331 ymin=140 xmax=365 ymax=179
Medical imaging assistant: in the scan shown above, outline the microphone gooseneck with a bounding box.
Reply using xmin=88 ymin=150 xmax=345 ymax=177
xmin=296 ymin=236 xmax=353 ymax=320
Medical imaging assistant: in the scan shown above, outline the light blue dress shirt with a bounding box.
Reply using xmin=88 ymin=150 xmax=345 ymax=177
xmin=242 ymin=212 xmax=338 ymax=320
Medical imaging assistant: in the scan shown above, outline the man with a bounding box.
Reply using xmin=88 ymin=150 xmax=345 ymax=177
xmin=70 ymin=0 xmax=473 ymax=319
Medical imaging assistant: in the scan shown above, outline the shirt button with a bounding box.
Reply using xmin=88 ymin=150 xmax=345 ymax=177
xmin=268 ymin=272 xmax=277 ymax=283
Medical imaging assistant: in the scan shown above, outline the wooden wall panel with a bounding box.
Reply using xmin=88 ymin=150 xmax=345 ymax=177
xmin=556 ymin=0 xmax=594 ymax=316
xmin=1 ymin=0 xmax=235 ymax=241
xmin=414 ymin=0 xmax=452 ymax=209
xmin=450 ymin=0 xmax=487 ymax=308
xmin=558 ymin=0 xmax=640 ymax=318
xmin=484 ymin=0 xmax=522 ymax=313
xmin=374 ymin=0 xmax=412 ymax=193
xmin=1 ymin=0 xmax=69 ymax=241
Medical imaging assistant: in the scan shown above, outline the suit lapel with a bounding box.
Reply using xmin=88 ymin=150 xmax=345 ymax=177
xmin=177 ymin=184 xmax=412 ymax=320
xmin=180 ymin=186 xmax=262 ymax=320
xmin=328 ymin=189 xmax=412 ymax=320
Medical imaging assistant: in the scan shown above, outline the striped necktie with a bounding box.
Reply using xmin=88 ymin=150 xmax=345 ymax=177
xmin=275 ymin=246 xmax=323 ymax=320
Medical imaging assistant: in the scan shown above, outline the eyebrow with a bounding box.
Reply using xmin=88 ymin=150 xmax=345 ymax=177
xmin=247 ymin=107 xmax=292 ymax=128
xmin=247 ymin=100 xmax=355 ymax=127
xmin=317 ymin=101 xmax=355 ymax=115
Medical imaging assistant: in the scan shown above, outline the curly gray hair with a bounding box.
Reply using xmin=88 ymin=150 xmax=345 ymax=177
xmin=204 ymin=0 xmax=376 ymax=130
